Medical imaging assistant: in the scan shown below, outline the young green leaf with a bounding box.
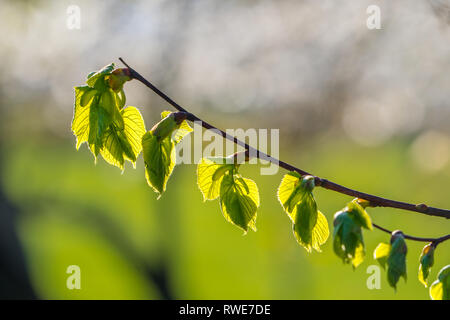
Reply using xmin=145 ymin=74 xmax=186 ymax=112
xmin=197 ymin=157 xmax=234 ymax=201
xmin=374 ymin=231 xmax=408 ymax=290
xmin=171 ymin=115 xmax=193 ymax=143
xmin=219 ymin=172 xmax=259 ymax=233
xmin=346 ymin=199 xmax=373 ymax=230
xmin=277 ymin=171 xmax=304 ymax=220
xmin=72 ymin=86 xmax=113 ymax=158
xmin=153 ymin=111 xmax=193 ymax=143
xmin=73 ymin=64 xmax=135 ymax=162
xmin=387 ymin=231 xmax=408 ymax=289
xmin=332 ymin=199 xmax=373 ymax=268
xmin=72 ymin=86 xmax=95 ymax=149
xmin=142 ymin=111 xmax=193 ymax=197
xmin=278 ymin=174 xmax=329 ymax=252
xmin=374 ymin=242 xmax=391 ymax=269
xmin=142 ymin=132 xmax=176 ymax=198
xmin=99 ymin=89 xmax=124 ymax=130
xmin=80 ymin=88 xmax=97 ymax=107
xmin=430 ymin=265 xmax=450 ymax=300
xmin=418 ymin=243 xmax=435 ymax=287
xmin=86 ymin=63 xmax=115 ymax=89
xmin=333 ymin=210 xmax=365 ymax=268
xmin=293 ymin=194 xmax=329 ymax=253
xmin=100 ymin=106 xmax=146 ymax=170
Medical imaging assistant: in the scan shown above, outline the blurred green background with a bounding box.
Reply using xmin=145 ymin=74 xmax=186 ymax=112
xmin=0 ymin=0 xmax=449 ymax=299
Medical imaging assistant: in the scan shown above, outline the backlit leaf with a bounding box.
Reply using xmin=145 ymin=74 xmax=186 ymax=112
xmin=100 ymin=106 xmax=146 ymax=169
xmin=277 ymin=172 xmax=304 ymax=221
xmin=347 ymin=199 xmax=373 ymax=230
xmin=278 ymin=174 xmax=329 ymax=252
xmin=387 ymin=232 xmax=407 ymax=289
xmin=142 ymin=132 xmax=176 ymax=198
xmin=430 ymin=265 xmax=450 ymax=300
xmin=374 ymin=242 xmax=391 ymax=269
xmin=159 ymin=110 xmax=193 ymax=144
xmin=86 ymin=63 xmax=115 ymax=89
xmin=418 ymin=243 xmax=435 ymax=287
xmin=374 ymin=232 xmax=408 ymax=290
xmin=333 ymin=210 xmax=365 ymax=268
xmin=219 ymin=173 xmax=259 ymax=233
xmin=197 ymin=157 xmax=233 ymax=201
xmin=72 ymin=86 xmax=113 ymax=158
xmin=72 ymin=86 xmax=94 ymax=149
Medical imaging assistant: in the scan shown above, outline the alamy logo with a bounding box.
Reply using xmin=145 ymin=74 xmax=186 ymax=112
xmin=366 ymin=5 xmax=381 ymax=30
xmin=175 ymin=121 xmax=280 ymax=175
xmin=366 ymin=265 xmax=381 ymax=289
xmin=66 ymin=265 xmax=81 ymax=290
xmin=66 ymin=5 xmax=81 ymax=30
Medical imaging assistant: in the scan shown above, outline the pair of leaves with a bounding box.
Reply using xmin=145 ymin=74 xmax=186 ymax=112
xmin=418 ymin=243 xmax=435 ymax=287
xmin=277 ymin=173 xmax=329 ymax=252
xmin=430 ymin=265 xmax=450 ymax=300
xmin=72 ymin=64 xmax=144 ymax=169
xmin=143 ymin=111 xmax=193 ymax=198
xmin=333 ymin=199 xmax=373 ymax=268
xmin=197 ymin=157 xmax=259 ymax=233
xmin=374 ymin=231 xmax=407 ymax=289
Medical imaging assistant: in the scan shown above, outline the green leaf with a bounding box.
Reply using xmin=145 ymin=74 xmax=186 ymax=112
xmin=86 ymin=63 xmax=115 ymax=89
xmin=374 ymin=242 xmax=391 ymax=269
xmin=219 ymin=173 xmax=259 ymax=233
xmin=72 ymin=86 xmax=94 ymax=149
xmin=80 ymin=88 xmax=97 ymax=107
xmin=386 ymin=232 xmax=407 ymax=289
xmin=141 ymin=111 xmax=192 ymax=197
xmin=277 ymin=174 xmax=329 ymax=252
xmin=100 ymin=106 xmax=146 ymax=169
xmin=197 ymin=158 xmax=233 ymax=201
xmin=115 ymin=89 xmax=126 ymax=109
xmin=151 ymin=111 xmax=179 ymax=140
xmin=277 ymin=172 xmax=304 ymax=221
xmin=142 ymin=132 xmax=176 ymax=198
xmin=88 ymin=102 xmax=112 ymax=157
xmin=294 ymin=207 xmax=329 ymax=253
xmin=418 ymin=243 xmax=435 ymax=287
xmin=72 ymin=86 xmax=113 ymax=158
xmin=430 ymin=265 xmax=450 ymax=300
xmin=156 ymin=111 xmax=193 ymax=143
xmin=347 ymin=199 xmax=373 ymax=230
xmin=99 ymin=89 xmax=124 ymax=130
xmin=292 ymin=193 xmax=329 ymax=252
xmin=374 ymin=232 xmax=408 ymax=290
xmin=172 ymin=116 xmax=193 ymax=144
xmin=333 ymin=210 xmax=365 ymax=268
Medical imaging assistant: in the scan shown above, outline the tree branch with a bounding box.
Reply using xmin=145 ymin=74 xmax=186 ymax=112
xmin=372 ymin=223 xmax=450 ymax=247
xmin=118 ymin=57 xmax=450 ymax=244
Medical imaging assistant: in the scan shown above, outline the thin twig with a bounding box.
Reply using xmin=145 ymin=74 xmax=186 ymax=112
xmin=373 ymin=223 xmax=450 ymax=247
xmin=118 ymin=57 xmax=450 ymax=245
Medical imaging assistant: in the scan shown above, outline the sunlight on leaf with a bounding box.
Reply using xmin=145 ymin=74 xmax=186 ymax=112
xmin=197 ymin=158 xmax=233 ymax=201
xmin=142 ymin=132 xmax=176 ymax=198
xmin=418 ymin=243 xmax=434 ymax=287
xmin=374 ymin=242 xmax=391 ymax=269
xmin=333 ymin=210 xmax=365 ymax=268
xmin=430 ymin=265 xmax=450 ymax=300
xmin=100 ymin=107 xmax=146 ymax=170
xmin=278 ymin=174 xmax=329 ymax=252
xmin=219 ymin=173 xmax=259 ymax=233
xmin=374 ymin=232 xmax=407 ymax=290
